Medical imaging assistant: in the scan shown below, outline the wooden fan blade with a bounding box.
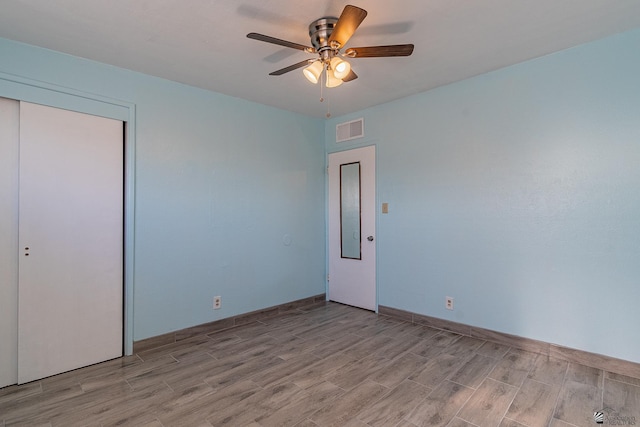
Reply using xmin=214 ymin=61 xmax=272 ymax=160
xmin=345 ymin=44 xmax=414 ymax=58
xmin=247 ymin=32 xmax=314 ymax=52
xmin=328 ymin=5 xmax=368 ymax=48
xmin=269 ymin=59 xmax=312 ymax=76
xmin=342 ymin=70 xmax=358 ymax=82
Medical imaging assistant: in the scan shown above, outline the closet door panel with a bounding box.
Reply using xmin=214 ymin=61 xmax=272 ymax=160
xmin=18 ymin=102 xmax=123 ymax=384
xmin=0 ymin=97 xmax=19 ymax=388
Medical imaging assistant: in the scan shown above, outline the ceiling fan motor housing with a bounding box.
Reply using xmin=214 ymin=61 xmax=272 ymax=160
xmin=309 ymin=17 xmax=338 ymax=59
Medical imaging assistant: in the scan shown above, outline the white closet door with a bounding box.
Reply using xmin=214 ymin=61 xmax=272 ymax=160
xmin=0 ymin=97 xmax=19 ymax=388
xmin=18 ymin=102 xmax=123 ymax=384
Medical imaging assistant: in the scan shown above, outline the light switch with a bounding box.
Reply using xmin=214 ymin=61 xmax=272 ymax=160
xmin=382 ymin=203 xmax=389 ymax=214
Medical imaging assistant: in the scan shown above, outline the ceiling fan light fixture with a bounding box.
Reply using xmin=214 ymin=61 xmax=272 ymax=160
xmin=302 ymin=60 xmax=323 ymax=84
xmin=248 ymin=5 xmax=415 ymax=91
xmin=325 ymin=69 xmax=344 ymax=88
xmin=329 ymin=56 xmax=351 ymax=80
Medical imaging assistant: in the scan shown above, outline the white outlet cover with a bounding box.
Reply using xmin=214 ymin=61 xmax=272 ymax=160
xmin=446 ymin=297 xmax=454 ymax=310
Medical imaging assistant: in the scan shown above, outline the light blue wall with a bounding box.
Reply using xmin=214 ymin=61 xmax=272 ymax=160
xmin=0 ymin=38 xmax=326 ymax=341
xmin=326 ymin=29 xmax=640 ymax=363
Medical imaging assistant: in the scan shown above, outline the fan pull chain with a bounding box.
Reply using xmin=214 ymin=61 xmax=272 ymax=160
xmin=319 ymin=65 xmax=325 ymax=103
xmin=319 ymin=65 xmax=331 ymax=118
xmin=316 ymin=66 xmax=331 ymax=117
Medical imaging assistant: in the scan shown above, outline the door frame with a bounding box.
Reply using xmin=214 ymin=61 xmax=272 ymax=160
xmin=326 ymin=144 xmax=378 ymax=312
xmin=0 ymin=72 xmax=136 ymax=355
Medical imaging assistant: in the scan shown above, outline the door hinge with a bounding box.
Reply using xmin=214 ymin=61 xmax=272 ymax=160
xmin=327 ymin=274 xmax=330 ymax=282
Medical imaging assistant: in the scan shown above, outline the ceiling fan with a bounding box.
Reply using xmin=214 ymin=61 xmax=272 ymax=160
xmin=247 ymin=4 xmax=414 ymax=88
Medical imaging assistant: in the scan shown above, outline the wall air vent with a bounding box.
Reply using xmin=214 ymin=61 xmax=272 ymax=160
xmin=336 ymin=118 xmax=364 ymax=143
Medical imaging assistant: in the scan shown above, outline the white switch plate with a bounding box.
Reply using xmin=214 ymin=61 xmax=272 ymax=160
xmin=213 ymin=296 xmax=221 ymax=309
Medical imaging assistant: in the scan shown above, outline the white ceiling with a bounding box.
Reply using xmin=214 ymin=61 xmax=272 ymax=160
xmin=1 ymin=1 xmax=640 ymax=118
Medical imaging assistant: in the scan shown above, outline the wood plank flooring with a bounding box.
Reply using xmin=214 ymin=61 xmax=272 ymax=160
xmin=1 ymin=302 xmax=638 ymax=426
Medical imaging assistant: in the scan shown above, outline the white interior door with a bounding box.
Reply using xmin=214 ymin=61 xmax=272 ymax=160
xmin=18 ymin=101 xmax=123 ymax=384
xmin=0 ymin=97 xmax=19 ymax=388
xmin=328 ymin=145 xmax=376 ymax=311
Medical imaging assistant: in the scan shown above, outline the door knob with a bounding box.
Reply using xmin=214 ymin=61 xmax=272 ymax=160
xmin=367 ymin=236 xmax=374 ymax=241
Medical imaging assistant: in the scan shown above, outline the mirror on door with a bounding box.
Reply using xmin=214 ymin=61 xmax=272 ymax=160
xmin=340 ymin=161 xmax=361 ymax=259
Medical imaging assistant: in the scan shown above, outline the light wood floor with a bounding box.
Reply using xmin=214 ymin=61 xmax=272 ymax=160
xmin=1 ymin=302 xmax=638 ymax=426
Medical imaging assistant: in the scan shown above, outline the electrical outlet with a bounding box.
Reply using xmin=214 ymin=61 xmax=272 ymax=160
xmin=213 ymin=296 xmax=221 ymax=309
xmin=445 ymin=296 xmax=454 ymax=310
